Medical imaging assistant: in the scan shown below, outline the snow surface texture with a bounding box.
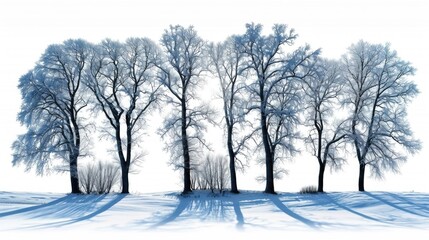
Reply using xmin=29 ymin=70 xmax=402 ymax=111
xmin=0 ymin=191 xmax=428 ymax=239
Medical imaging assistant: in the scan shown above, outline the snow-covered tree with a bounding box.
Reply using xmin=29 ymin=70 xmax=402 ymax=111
xmin=85 ymin=38 xmax=162 ymax=194
xmin=342 ymin=40 xmax=421 ymax=191
xmin=208 ymin=37 xmax=251 ymax=194
xmin=302 ymin=59 xmax=347 ymax=192
xmin=12 ymin=39 xmax=91 ymax=193
xmin=236 ymin=23 xmax=319 ymax=194
xmin=158 ymin=25 xmax=214 ymax=194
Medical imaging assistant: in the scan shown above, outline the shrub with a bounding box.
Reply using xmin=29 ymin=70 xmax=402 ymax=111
xmin=299 ymin=185 xmax=318 ymax=194
xmin=191 ymin=154 xmax=230 ymax=193
xmin=79 ymin=163 xmax=96 ymax=194
xmin=79 ymin=161 xmax=120 ymax=194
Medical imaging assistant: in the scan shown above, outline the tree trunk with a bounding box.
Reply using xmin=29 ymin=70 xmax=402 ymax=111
xmin=229 ymin=156 xmax=239 ymax=194
xmin=114 ymin=123 xmax=130 ymax=194
xmin=69 ymin=154 xmax=81 ymax=194
xmin=70 ymin=113 xmax=81 ymax=194
xmin=358 ymin=163 xmax=366 ymax=191
xmin=122 ymin=114 xmax=133 ymax=194
xmin=121 ymin=163 xmax=130 ymax=194
xmin=261 ymin=114 xmax=275 ymax=194
xmin=229 ymin=154 xmax=239 ymax=194
xmin=318 ymin=161 xmax=326 ymax=193
xmin=181 ymin=100 xmax=192 ymax=194
xmin=227 ymin=126 xmax=239 ymax=194
xmin=264 ymin=154 xmax=275 ymax=194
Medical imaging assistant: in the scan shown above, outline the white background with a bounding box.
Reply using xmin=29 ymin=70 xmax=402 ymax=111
xmin=0 ymin=0 xmax=427 ymax=193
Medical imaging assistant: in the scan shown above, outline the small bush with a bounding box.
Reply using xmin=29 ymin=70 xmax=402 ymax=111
xmin=79 ymin=163 xmax=96 ymax=194
xmin=191 ymin=154 xmax=230 ymax=193
xmin=79 ymin=161 xmax=120 ymax=194
xmin=299 ymin=185 xmax=318 ymax=194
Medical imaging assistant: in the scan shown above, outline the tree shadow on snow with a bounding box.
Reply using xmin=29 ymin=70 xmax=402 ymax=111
xmin=231 ymin=197 xmax=244 ymax=229
xmin=0 ymin=195 xmax=74 ymax=218
xmin=363 ymin=192 xmax=429 ymax=218
xmin=29 ymin=194 xmax=108 ymax=219
xmin=268 ymin=195 xmax=323 ymax=229
xmin=321 ymin=193 xmax=394 ymax=226
xmin=150 ymin=193 xmax=232 ymax=229
xmin=384 ymin=192 xmax=429 ymax=215
xmin=150 ymin=195 xmax=192 ymax=228
xmin=306 ymin=192 xmax=429 ymax=229
xmin=149 ymin=192 xmax=328 ymax=230
xmin=17 ymin=194 xmax=126 ymax=230
xmin=138 ymin=191 xmax=429 ymax=231
xmin=52 ymin=194 xmax=126 ymax=226
xmin=149 ymin=192 xmax=264 ymax=230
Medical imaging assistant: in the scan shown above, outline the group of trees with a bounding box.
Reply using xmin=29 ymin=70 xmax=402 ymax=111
xmin=12 ymin=23 xmax=420 ymax=194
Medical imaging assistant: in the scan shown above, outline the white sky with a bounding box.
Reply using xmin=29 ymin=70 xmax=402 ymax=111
xmin=0 ymin=0 xmax=428 ymax=193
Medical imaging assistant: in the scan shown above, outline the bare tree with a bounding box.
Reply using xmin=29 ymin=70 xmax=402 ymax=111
xmin=12 ymin=39 xmax=91 ymax=193
xmin=214 ymin=155 xmax=230 ymax=192
xmin=85 ymin=38 xmax=161 ymax=194
xmin=342 ymin=40 xmax=421 ymax=191
xmin=190 ymin=167 xmax=207 ymax=190
xmin=302 ymin=59 xmax=347 ymax=192
xmin=158 ymin=25 xmax=214 ymax=194
xmin=201 ymin=156 xmax=216 ymax=192
xmin=236 ymin=23 xmax=319 ymax=194
xmin=208 ymin=37 xmax=251 ymax=194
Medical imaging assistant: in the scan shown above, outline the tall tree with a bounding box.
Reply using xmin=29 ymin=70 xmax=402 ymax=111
xmin=12 ymin=39 xmax=91 ymax=193
xmin=208 ymin=37 xmax=250 ymax=194
xmin=236 ymin=23 xmax=319 ymax=194
xmin=158 ymin=25 xmax=213 ymax=194
xmin=342 ymin=40 xmax=421 ymax=191
xmin=85 ymin=38 xmax=161 ymax=194
xmin=302 ymin=59 xmax=347 ymax=192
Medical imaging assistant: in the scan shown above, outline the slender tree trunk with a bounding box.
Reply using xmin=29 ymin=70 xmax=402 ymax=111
xmin=318 ymin=161 xmax=326 ymax=193
xmin=114 ymin=123 xmax=130 ymax=194
xmin=358 ymin=163 xmax=366 ymax=191
xmin=70 ymin=112 xmax=81 ymax=194
xmin=227 ymin=125 xmax=239 ymax=194
xmin=316 ymin=123 xmax=324 ymax=193
xmin=69 ymin=154 xmax=81 ymax=194
xmin=181 ymin=99 xmax=192 ymax=194
xmin=352 ymin=116 xmax=366 ymax=192
xmin=261 ymin=113 xmax=275 ymax=194
xmin=121 ymin=115 xmax=133 ymax=194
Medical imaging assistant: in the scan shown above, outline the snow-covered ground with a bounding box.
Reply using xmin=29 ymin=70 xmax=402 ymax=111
xmin=0 ymin=190 xmax=428 ymax=239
